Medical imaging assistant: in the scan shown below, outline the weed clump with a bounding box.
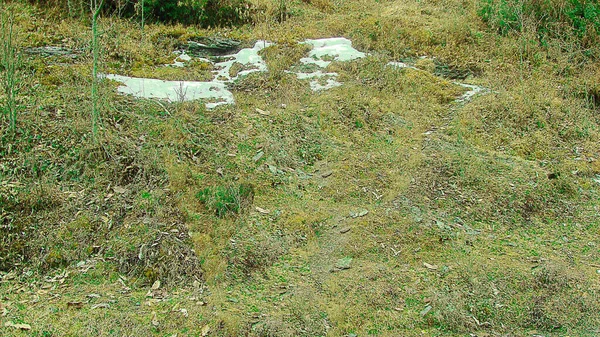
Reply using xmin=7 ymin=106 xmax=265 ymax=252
xmin=225 ymin=227 xmax=286 ymax=277
xmin=140 ymin=0 xmax=253 ymax=26
xmin=111 ymin=219 xmax=203 ymax=285
xmin=196 ymin=183 xmax=254 ymax=217
xmin=0 ymin=12 xmax=22 ymax=136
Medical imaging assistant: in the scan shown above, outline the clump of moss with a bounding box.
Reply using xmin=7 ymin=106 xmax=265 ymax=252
xmin=259 ymin=43 xmax=312 ymax=74
xmin=415 ymin=57 xmax=436 ymax=73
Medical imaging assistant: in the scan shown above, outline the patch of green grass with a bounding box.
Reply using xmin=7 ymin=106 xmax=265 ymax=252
xmin=196 ymin=183 xmax=254 ymax=217
xmin=0 ymin=10 xmax=22 ymax=136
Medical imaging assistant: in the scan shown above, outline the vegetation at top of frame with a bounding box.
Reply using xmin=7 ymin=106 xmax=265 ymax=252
xmin=29 ymin=0 xmax=253 ymax=26
xmin=143 ymin=0 xmax=253 ymax=26
xmin=479 ymin=0 xmax=600 ymax=50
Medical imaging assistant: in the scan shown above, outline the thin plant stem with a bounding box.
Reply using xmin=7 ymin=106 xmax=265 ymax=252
xmin=141 ymin=0 xmax=145 ymax=37
xmin=91 ymin=0 xmax=103 ymax=143
xmin=1 ymin=13 xmax=19 ymax=137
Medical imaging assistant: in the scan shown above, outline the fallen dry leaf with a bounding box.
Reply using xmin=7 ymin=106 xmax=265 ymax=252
xmin=91 ymin=303 xmax=110 ymax=309
xmin=4 ymin=321 xmax=31 ymax=330
xmin=144 ymin=299 xmax=161 ymax=306
xmin=255 ymin=108 xmax=270 ymax=115
xmin=350 ymin=209 xmax=369 ymax=218
xmin=423 ymin=262 xmax=438 ymax=270
xmin=152 ymin=280 xmax=161 ymax=290
xmin=201 ymin=324 xmax=211 ymax=336
xmin=255 ymin=206 xmax=270 ymax=214
xmin=151 ymin=311 xmax=159 ymax=327
xmin=113 ymin=186 xmax=127 ymax=194
xmin=420 ymin=305 xmax=432 ymax=316
xmin=67 ymin=301 xmax=84 ymax=309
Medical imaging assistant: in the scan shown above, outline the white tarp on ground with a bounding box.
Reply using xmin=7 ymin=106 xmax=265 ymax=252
xmin=105 ymin=37 xmax=486 ymax=109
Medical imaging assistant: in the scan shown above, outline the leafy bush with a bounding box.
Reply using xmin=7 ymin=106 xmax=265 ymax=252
xmin=29 ymin=0 xmax=252 ymax=27
xmin=141 ymin=0 xmax=252 ymax=26
xmin=479 ymin=0 xmax=600 ymax=46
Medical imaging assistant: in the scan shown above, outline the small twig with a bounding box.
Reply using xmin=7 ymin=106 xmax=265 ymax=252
xmin=150 ymin=99 xmax=171 ymax=116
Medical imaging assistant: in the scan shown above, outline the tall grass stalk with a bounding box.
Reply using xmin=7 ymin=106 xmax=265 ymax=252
xmin=1 ymin=13 xmax=20 ymax=137
xmin=91 ymin=0 xmax=103 ymax=142
xmin=141 ymin=0 xmax=145 ymax=36
xmin=67 ymin=0 xmax=85 ymax=18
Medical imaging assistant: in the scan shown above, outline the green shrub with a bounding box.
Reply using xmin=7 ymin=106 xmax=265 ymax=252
xmin=479 ymin=0 xmax=600 ymax=46
xmin=143 ymin=0 xmax=251 ymax=26
xmin=28 ymin=0 xmax=252 ymax=27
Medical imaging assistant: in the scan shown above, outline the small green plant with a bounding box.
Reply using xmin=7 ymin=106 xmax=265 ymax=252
xmin=196 ymin=183 xmax=254 ymax=217
xmin=0 ymin=13 xmax=21 ymax=136
xmin=278 ymin=0 xmax=288 ymax=22
xmin=140 ymin=0 xmax=145 ymax=35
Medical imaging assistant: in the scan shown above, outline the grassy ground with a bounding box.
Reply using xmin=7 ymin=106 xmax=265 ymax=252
xmin=1 ymin=0 xmax=600 ymax=336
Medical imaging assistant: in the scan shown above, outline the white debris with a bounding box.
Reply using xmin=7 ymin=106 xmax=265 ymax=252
xmin=454 ymin=82 xmax=488 ymax=103
xmin=293 ymin=70 xmax=342 ymax=91
xmin=105 ymin=37 xmax=489 ymax=108
xmin=301 ymin=38 xmax=366 ymax=66
xmin=168 ymin=51 xmax=193 ymax=67
xmin=294 ymin=70 xmax=338 ymax=80
xmin=311 ymin=78 xmax=343 ymax=91
xmin=104 ymin=41 xmax=271 ymax=109
xmin=386 ymin=61 xmax=416 ymax=70
xmin=294 ymin=37 xmax=366 ymax=91
xmin=386 ymin=61 xmax=489 ymax=103
xmin=103 ymin=74 xmax=234 ymax=108
xmin=213 ymin=41 xmax=272 ymax=82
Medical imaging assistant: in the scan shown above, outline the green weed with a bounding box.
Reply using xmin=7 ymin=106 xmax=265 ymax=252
xmin=0 ymin=12 xmax=21 ymax=136
xmin=196 ymin=183 xmax=254 ymax=217
xmin=91 ymin=0 xmax=103 ymax=142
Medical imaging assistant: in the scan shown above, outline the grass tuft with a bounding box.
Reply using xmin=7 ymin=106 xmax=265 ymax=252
xmin=196 ymin=183 xmax=255 ymax=217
